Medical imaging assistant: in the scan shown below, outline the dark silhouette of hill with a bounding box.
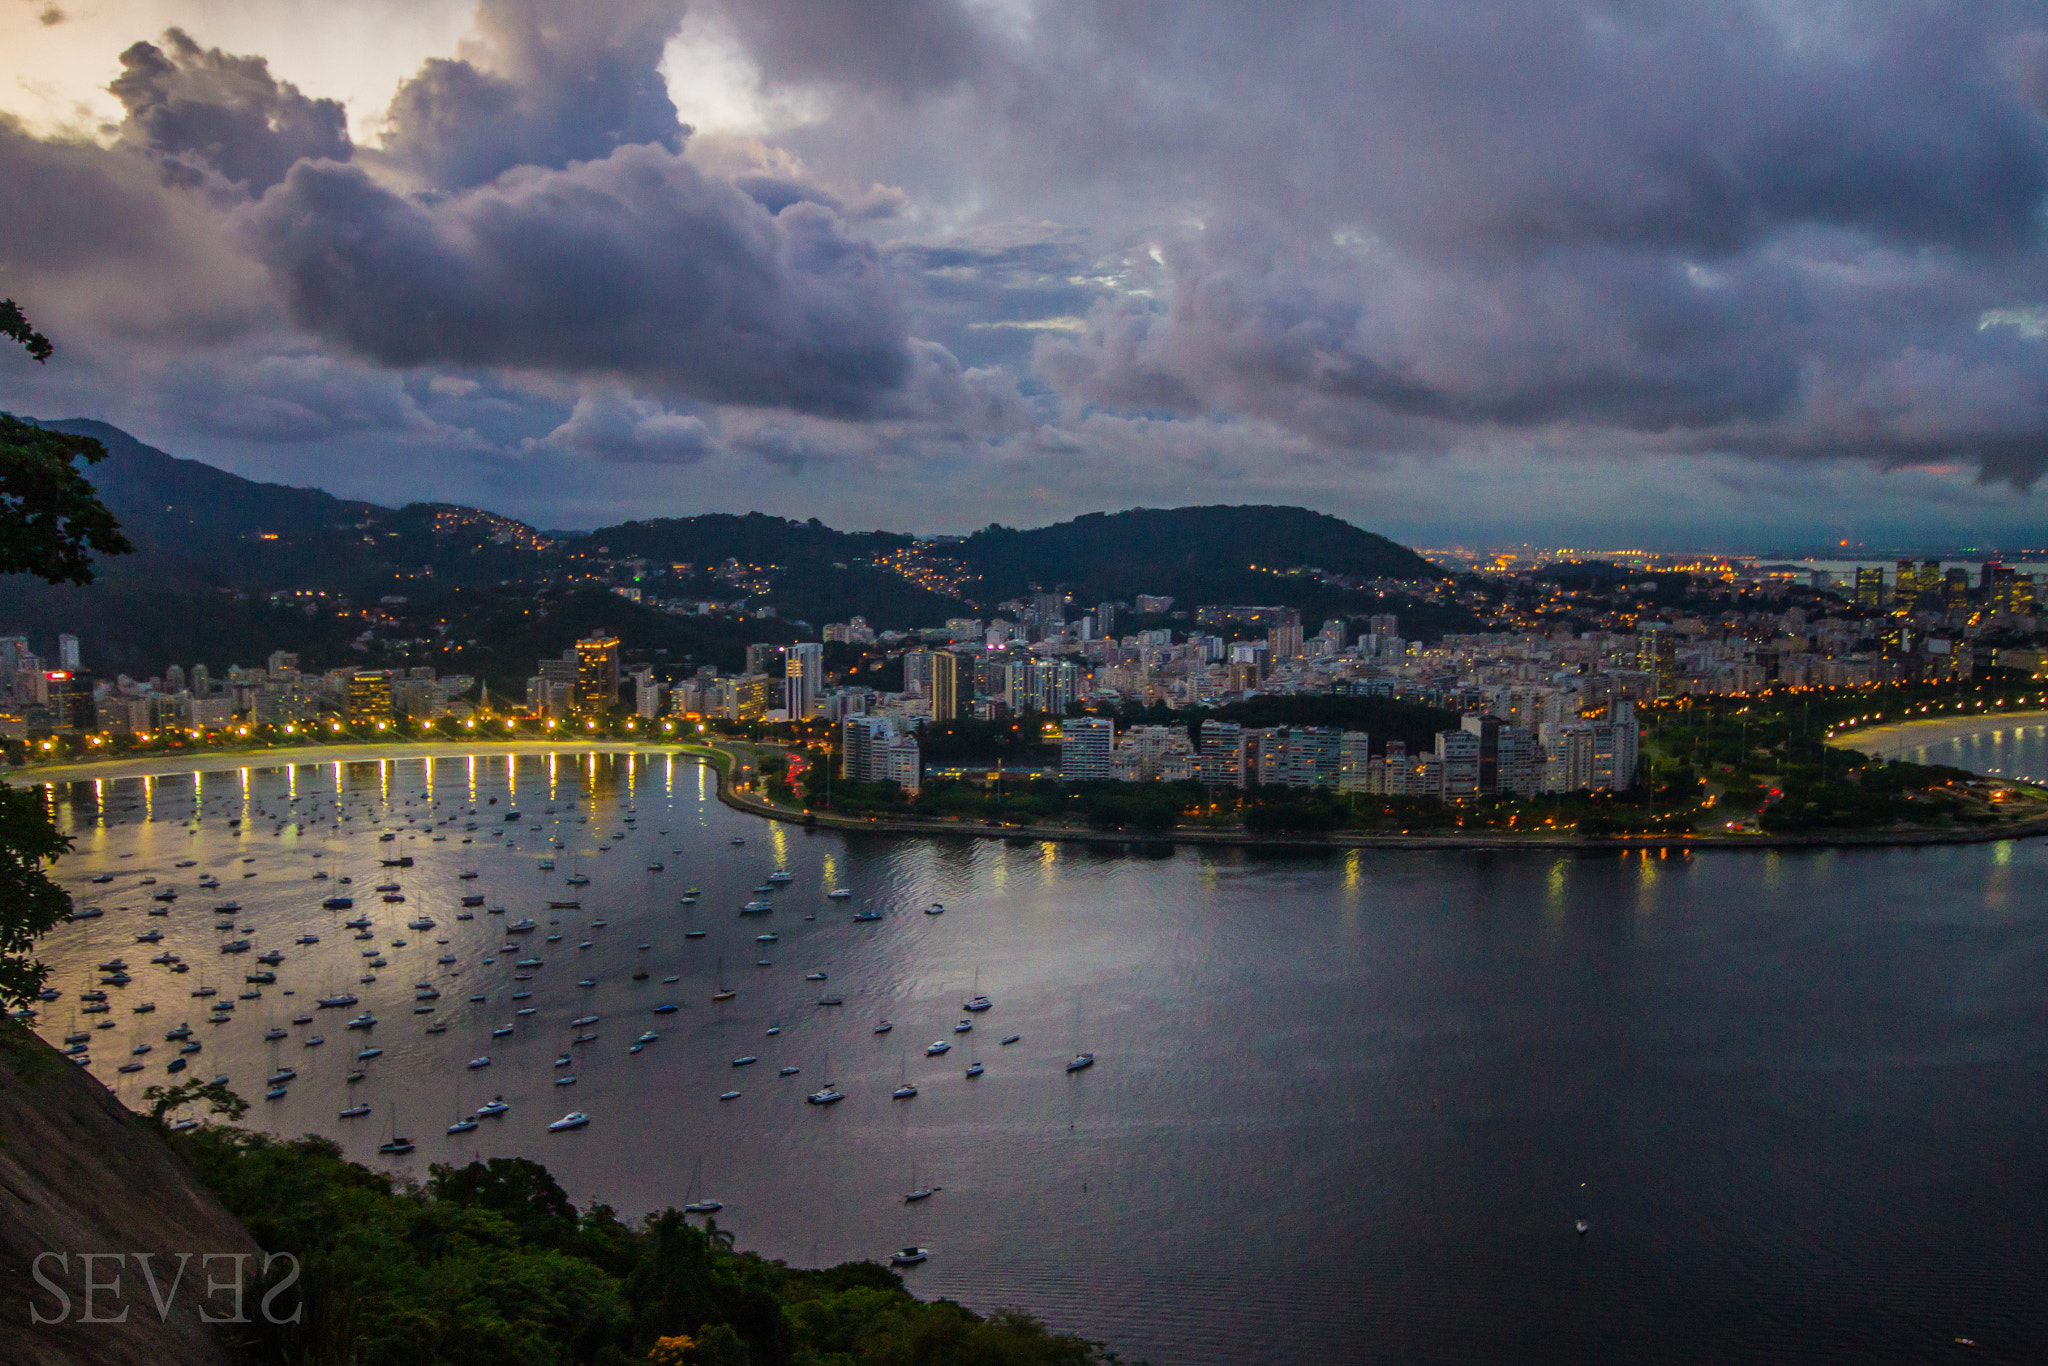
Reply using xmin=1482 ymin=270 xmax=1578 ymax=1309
xmin=952 ymin=505 xmax=1443 ymax=603
xmin=4 ymin=419 xmax=1446 ymax=635
xmin=31 ymin=418 xmax=546 ymax=591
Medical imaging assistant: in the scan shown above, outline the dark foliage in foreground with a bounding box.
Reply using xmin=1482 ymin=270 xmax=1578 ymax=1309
xmin=174 ymin=1127 xmax=1123 ymax=1365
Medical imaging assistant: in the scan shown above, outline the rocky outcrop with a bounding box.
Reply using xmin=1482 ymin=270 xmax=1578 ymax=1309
xmin=1 ymin=1026 xmax=258 ymax=1366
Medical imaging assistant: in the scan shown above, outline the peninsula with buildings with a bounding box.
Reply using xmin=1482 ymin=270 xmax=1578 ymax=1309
xmin=6 ymin=422 xmax=2043 ymax=845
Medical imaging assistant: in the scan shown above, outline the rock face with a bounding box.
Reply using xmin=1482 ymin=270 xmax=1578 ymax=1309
xmin=1 ymin=1028 xmax=259 ymax=1366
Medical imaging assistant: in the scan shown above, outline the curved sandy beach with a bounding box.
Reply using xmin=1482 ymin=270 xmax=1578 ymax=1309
xmin=1830 ymin=709 xmax=2048 ymax=762
xmin=6 ymin=740 xmax=707 ymax=788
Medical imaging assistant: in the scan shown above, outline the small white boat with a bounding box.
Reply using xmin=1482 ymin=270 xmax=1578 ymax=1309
xmin=1065 ymin=1052 xmax=1095 ymax=1072
xmin=339 ymin=1103 xmax=371 ymax=1118
xmin=924 ymin=1040 xmax=951 ymax=1056
xmin=889 ymin=1246 xmax=928 ymax=1266
xmin=548 ymin=1111 xmax=589 ymax=1132
xmin=476 ymin=1097 xmax=510 ymax=1117
xmin=826 ymin=888 xmax=852 ymax=900
xmin=466 ymin=1056 xmax=491 ymax=1069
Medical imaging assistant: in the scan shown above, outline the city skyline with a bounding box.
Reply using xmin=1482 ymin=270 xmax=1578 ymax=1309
xmin=4 ymin=2 xmax=2048 ymax=544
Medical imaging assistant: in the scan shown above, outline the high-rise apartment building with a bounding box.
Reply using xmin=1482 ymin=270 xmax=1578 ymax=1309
xmin=1198 ymin=721 xmax=1246 ymax=787
xmin=745 ymin=643 xmax=784 ymax=677
xmin=1267 ymin=617 xmax=1305 ymax=660
xmin=574 ymin=635 xmax=620 ymax=712
xmin=1461 ymin=713 xmax=1502 ymax=793
xmin=1855 ymin=567 xmax=1886 ymax=610
xmin=1007 ymin=659 xmax=1076 ymax=715
xmin=57 ymin=634 xmax=79 ymax=671
xmin=784 ymin=642 xmax=824 ymax=720
xmin=841 ymin=715 xmax=921 ymax=794
xmin=345 ymin=672 xmax=393 ymax=724
xmin=1111 ymin=725 xmax=1196 ymax=781
xmin=1338 ymin=731 xmax=1373 ymax=792
xmin=1435 ymin=728 xmax=1481 ymax=798
xmin=45 ymin=671 xmax=93 ymax=733
xmin=929 ymin=649 xmax=959 ymax=722
xmin=1943 ymin=568 xmax=1970 ymax=613
xmin=632 ymin=669 xmax=661 ymax=719
xmin=903 ymin=650 xmax=935 ymax=698
xmin=1060 ymin=717 xmax=1114 ymax=782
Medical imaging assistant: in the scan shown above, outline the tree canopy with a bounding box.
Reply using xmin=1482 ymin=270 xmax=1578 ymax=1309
xmin=1 ymin=299 xmax=52 ymax=364
xmin=0 ymin=301 xmax=131 ymax=1008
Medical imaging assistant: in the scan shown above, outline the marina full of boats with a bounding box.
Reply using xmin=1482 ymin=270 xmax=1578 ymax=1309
xmin=21 ymin=750 xmax=1105 ymax=1273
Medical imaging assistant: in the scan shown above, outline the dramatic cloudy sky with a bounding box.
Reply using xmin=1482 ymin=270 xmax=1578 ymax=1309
xmin=4 ymin=0 xmax=2048 ymax=547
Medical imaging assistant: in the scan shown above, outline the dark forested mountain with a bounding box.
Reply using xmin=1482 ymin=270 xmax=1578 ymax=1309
xmin=560 ymin=513 xmax=967 ymax=627
xmin=566 ymin=512 xmax=911 ymax=566
xmin=10 ymin=418 xmax=1446 ymax=651
xmin=38 ymin=418 xmax=548 ymax=592
xmin=949 ymin=505 xmax=1444 ymax=603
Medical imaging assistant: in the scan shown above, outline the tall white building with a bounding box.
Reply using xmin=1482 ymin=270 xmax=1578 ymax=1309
xmin=1060 ymin=717 xmax=1115 ymax=782
xmin=58 ymin=634 xmax=81 ymax=671
xmin=1435 ymin=728 xmax=1481 ymax=798
xmin=843 ymin=715 xmax=922 ymax=794
xmin=785 ymin=642 xmax=824 ymax=719
xmin=632 ymin=669 xmax=662 ymax=719
xmin=1199 ymin=721 xmax=1246 ymax=787
xmin=1111 ymin=724 xmax=1196 ymax=781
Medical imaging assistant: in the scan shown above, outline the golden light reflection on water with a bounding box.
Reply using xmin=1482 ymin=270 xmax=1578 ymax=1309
xmin=1545 ymin=858 xmax=1568 ymax=937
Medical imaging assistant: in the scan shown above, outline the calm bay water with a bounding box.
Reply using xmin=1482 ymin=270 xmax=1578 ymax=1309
xmin=30 ymin=748 xmax=2048 ymax=1363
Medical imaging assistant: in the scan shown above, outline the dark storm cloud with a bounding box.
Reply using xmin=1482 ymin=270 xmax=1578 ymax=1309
xmin=242 ymin=145 xmax=913 ymax=415
xmin=378 ymin=0 xmax=689 ymax=189
xmin=110 ymin=28 xmax=350 ymax=193
xmin=710 ymin=0 xmax=985 ymax=98
xmin=743 ymin=0 xmax=2048 ymax=483
xmin=0 ymin=114 xmax=270 ymax=344
xmin=16 ymin=0 xmax=2048 ymax=526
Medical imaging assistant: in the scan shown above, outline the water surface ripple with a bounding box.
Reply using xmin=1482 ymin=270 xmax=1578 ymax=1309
xmin=31 ymin=750 xmax=2048 ymax=1363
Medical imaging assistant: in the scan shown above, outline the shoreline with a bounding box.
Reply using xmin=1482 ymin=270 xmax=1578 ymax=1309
xmin=9 ymin=739 xmax=698 ymax=787
xmin=1830 ymin=708 xmax=2048 ymax=760
xmin=706 ymin=747 xmax=2048 ymax=855
xmin=19 ymin=738 xmax=2047 ymax=855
